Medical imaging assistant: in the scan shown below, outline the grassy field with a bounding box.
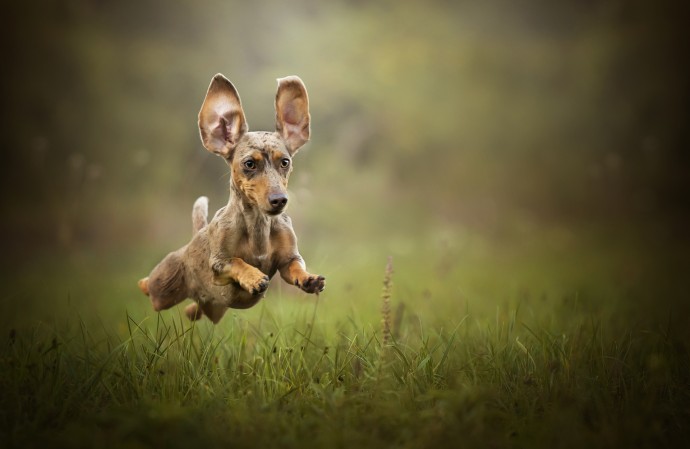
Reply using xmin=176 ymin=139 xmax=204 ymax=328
xmin=1 ymin=221 xmax=688 ymax=449
xmin=2 ymin=1 xmax=688 ymax=447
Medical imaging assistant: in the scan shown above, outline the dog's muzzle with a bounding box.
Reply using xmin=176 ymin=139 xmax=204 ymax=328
xmin=267 ymin=192 xmax=288 ymax=214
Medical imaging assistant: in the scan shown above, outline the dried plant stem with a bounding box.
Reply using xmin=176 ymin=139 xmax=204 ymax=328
xmin=381 ymin=256 xmax=393 ymax=348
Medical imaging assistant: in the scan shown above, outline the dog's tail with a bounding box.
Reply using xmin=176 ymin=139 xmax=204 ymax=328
xmin=192 ymin=196 xmax=209 ymax=234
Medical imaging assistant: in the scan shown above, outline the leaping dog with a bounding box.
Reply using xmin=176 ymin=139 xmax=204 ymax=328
xmin=138 ymin=74 xmax=325 ymax=324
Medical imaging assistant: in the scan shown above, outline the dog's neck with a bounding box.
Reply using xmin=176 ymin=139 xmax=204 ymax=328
xmin=227 ymin=183 xmax=271 ymax=254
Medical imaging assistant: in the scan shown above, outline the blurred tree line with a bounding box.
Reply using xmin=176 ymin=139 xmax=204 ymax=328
xmin=1 ymin=0 xmax=688 ymax=256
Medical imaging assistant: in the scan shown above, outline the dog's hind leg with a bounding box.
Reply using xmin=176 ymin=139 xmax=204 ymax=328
xmin=192 ymin=196 xmax=209 ymax=234
xmin=184 ymin=302 xmax=203 ymax=321
xmin=200 ymin=302 xmax=228 ymax=324
xmin=145 ymin=251 xmax=189 ymax=311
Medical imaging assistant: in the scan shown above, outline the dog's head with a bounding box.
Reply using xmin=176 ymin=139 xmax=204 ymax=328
xmin=198 ymin=74 xmax=310 ymax=215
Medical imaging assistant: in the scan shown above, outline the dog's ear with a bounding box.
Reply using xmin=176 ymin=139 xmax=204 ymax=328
xmin=275 ymin=76 xmax=310 ymax=155
xmin=198 ymin=74 xmax=248 ymax=158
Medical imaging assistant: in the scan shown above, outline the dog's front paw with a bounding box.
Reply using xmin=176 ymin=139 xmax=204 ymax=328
xmin=238 ymin=268 xmax=270 ymax=295
xmin=296 ymin=275 xmax=325 ymax=294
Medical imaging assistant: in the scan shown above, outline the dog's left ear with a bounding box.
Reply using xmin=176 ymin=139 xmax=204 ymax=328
xmin=198 ymin=74 xmax=248 ymax=158
xmin=275 ymin=76 xmax=310 ymax=155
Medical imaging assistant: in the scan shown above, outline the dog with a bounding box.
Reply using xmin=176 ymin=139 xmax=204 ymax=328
xmin=137 ymin=74 xmax=325 ymax=324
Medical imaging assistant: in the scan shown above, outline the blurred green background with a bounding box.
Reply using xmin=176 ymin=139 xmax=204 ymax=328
xmin=0 ymin=0 xmax=688 ymax=328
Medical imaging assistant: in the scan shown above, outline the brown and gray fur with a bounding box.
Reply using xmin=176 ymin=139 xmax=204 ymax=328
xmin=138 ymin=74 xmax=325 ymax=324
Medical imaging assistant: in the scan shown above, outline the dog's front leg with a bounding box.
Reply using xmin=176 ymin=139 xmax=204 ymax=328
xmin=273 ymin=225 xmax=325 ymax=294
xmin=213 ymin=257 xmax=269 ymax=295
xmin=279 ymin=257 xmax=325 ymax=294
xmin=207 ymin=221 xmax=269 ymax=294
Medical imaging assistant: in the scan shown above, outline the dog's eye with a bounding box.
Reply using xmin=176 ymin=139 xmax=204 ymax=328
xmin=243 ymin=160 xmax=256 ymax=170
xmin=280 ymin=158 xmax=290 ymax=168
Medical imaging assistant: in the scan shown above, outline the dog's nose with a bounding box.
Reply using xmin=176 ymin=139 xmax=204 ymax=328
xmin=268 ymin=193 xmax=288 ymax=210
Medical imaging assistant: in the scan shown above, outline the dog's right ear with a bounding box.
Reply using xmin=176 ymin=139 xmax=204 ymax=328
xmin=198 ymin=74 xmax=248 ymax=158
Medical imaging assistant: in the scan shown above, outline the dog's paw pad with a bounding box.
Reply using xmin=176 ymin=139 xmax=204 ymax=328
xmin=251 ymin=276 xmax=270 ymax=295
xmin=241 ymin=273 xmax=269 ymax=295
xmin=300 ymin=275 xmax=325 ymax=294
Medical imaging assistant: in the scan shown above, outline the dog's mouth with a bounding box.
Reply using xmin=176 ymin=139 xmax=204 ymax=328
xmin=266 ymin=206 xmax=287 ymax=216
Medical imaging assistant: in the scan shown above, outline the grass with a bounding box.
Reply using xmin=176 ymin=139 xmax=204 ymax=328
xmin=1 ymin=226 xmax=688 ymax=448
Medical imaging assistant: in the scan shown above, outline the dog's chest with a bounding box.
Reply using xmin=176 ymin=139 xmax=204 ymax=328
xmin=242 ymin=250 xmax=271 ymax=271
xmin=234 ymin=230 xmax=275 ymax=274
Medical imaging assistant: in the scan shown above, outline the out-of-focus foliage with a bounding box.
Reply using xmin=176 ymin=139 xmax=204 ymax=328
xmin=0 ymin=0 xmax=687 ymax=255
